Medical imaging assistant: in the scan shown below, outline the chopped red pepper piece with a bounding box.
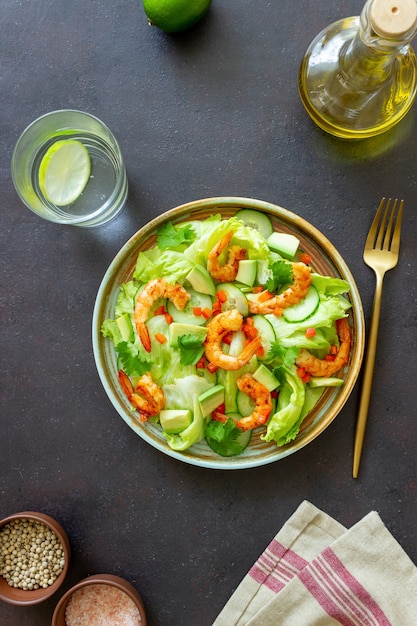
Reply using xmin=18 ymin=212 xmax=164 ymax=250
xmin=256 ymin=345 xmax=265 ymax=358
xmin=216 ymin=290 xmax=227 ymax=303
xmin=297 ymin=367 xmax=306 ymax=379
xmin=211 ymin=411 xmax=227 ymax=423
xmin=154 ymin=333 xmax=167 ymax=344
xmin=258 ymin=290 xmax=274 ymax=302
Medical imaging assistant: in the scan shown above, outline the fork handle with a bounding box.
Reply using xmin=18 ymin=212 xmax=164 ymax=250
xmin=352 ymin=272 xmax=384 ymax=478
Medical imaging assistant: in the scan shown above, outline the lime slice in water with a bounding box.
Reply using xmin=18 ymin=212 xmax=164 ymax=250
xmin=38 ymin=139 xmax=91 ymax=206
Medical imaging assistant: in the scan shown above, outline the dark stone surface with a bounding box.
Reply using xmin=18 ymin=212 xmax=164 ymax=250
xmin=1 ymin=1 xmax=416 ymax=624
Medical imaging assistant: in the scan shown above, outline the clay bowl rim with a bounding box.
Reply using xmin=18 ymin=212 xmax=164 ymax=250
xmin=52 ymin=573 xmax=147 ymax=626
xmin=0 ymin=511 xmax=70 ymax=606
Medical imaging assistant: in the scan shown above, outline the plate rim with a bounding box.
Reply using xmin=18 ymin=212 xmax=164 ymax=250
xmin=92 ymin=196 xmax=365 ymax=469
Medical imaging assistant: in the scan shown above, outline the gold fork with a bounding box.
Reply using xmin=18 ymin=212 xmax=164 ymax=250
xmin=353 ymin=197 xmax=404 ymax=478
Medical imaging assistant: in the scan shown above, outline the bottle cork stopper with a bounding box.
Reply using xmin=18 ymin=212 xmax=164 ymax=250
xmin=370 ymin=0 xmax=417 ymax=37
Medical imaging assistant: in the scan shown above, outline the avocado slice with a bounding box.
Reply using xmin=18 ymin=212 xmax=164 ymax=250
xmin=199 ymin=384 xmax=225 ymax=417
xmin=186 ymin=264 xmax=216 ymax=296
xmin=235 ymin=259 xmax=257 ymax=286
xmin=266 ymin=232 xmax=300 ymax=260
xmin=159 ymin=409 xmax=193 ymax=434
xmin=169 ymin=322 xmax=208 ymax=347
xmin=253 ymin=364 xmax=280 ymax=391
xmin=116 ymin=313 xmax=134 ymax=342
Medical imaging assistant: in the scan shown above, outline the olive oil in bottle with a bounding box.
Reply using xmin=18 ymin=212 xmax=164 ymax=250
xmin=299 ymin=0 xmax=417 ymax=139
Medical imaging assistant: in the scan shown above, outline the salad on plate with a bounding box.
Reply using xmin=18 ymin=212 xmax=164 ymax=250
xmin=101 ymin=209 xmax=352 ymax=458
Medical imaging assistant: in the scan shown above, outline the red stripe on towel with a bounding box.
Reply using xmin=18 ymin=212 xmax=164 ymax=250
xmin=299 ymin=547 xmax=393 ymax=626
xmin=249 ymin=539 xmax=309 ymax=593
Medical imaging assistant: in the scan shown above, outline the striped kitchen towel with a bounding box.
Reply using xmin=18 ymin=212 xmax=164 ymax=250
xmin=213 ymin=500 xmax=417 ymax=625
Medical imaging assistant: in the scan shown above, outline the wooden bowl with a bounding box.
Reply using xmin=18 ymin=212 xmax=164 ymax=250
xmin=0 ymin=511 xmax=70 ymax=605
xmin=52 ymin=574 xmax=147 ymax=625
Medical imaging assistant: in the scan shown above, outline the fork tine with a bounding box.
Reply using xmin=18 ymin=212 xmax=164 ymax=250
xmin=375 ymin=197 xmax=391 ymax=249
xmin=390 ymin=199 xmax=403 ymax=255
xmin=366 ymin=197 xmax=387 ymax=249
xmin=381 ymin=198 xmax=397 ymax=250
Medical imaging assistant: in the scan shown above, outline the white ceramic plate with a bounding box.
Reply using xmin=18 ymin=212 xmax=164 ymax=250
xmin=92 ymin=197 xmax=364 ymax=469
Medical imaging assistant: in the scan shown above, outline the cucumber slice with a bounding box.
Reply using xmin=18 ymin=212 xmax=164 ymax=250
xmin=196 ymin=367 xmax=218 ymax=385
xmin=217 ymin=283 xmax=248 ymax=316
xmin=266 ymin=232 xmax=300 ymax=260
xmin=235 ymin=209 xmax=273 ymax=239
xmin=251 ymin=315 xmax=276 ymax=360
xmin=308 ymin=377 xmax=344 ymax=388
xmin=167 ymin=288 xmax=212 ymax=325
xmin=237 ymin=390 xmax=256 ymax=416
xmin=283 ymin=285 xmax=319 ymax=323
xmin=235 ymin=259 xmax=257 ymax=286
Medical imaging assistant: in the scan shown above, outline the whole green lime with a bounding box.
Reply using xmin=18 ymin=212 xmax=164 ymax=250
xmin=143 ymin=0 xmax=212 ymax=33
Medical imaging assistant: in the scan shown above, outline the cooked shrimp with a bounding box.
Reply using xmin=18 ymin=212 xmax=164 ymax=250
xmin=134 ymin=278 xmax=190 ymax=352
xmin=295 ymin=317 xmax=351 ymax=377
xmin=249 ymin=262 xmax=312 ymax=316
xmin=204 ymin=309 xmax=261 ymax=371
xmin=235 ymin=373 xmax=273 ymax=431
xmin=118 ymin=370 xmax=165 ymax=421
xmin=207 ymin=231 xmax=246 ymax=282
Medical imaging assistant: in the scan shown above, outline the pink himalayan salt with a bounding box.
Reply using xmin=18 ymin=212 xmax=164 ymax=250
xmin=65 ymin=583 xmax=142 ymax=626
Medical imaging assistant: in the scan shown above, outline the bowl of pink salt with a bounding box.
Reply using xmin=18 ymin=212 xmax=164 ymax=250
xmin=52 ymin=573 xmax=147 ymax=626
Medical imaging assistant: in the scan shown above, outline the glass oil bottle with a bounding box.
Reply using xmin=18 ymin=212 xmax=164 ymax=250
xmin=298 ymin=0 xmax=417 ymax=139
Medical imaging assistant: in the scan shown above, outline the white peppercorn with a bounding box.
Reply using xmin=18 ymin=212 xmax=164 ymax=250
xmin=0 ymin=518 xmax=65 ymax=590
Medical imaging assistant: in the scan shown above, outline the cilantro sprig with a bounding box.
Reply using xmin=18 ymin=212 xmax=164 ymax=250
xmin=205 ymin=418 xmax=248 ymax=457
xmin=115 ymin=342 xmax=152 ymax=377
xmin=266 ymin=260 xmax=293 ymax=293
xmin=268 ymin=343 xmax=299 ymax=368
xmin=157 ymin=221 xmax=196 ymax=250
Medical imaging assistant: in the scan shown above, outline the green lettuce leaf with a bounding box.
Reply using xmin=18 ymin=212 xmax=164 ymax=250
xmin=261 ymin=366 xmax=305 ymax=445
xmin=182 ymin=214 xmax=270 ymax=267
xmin=162 ymin=375 xmax=213 ymax=451
xmin=266 ymin=295 xmax=350 ymax=343
xmin=133 ymin=248 xmax=193 ymax=284
xmin=311 ymin=273 xmax=350 ymax=296
xmin=114 ymin=281 xmax=138 ymax=318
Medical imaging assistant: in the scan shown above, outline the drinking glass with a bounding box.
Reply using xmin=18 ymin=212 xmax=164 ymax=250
xmin=11 ymin=109 xmax=128 ymax=227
